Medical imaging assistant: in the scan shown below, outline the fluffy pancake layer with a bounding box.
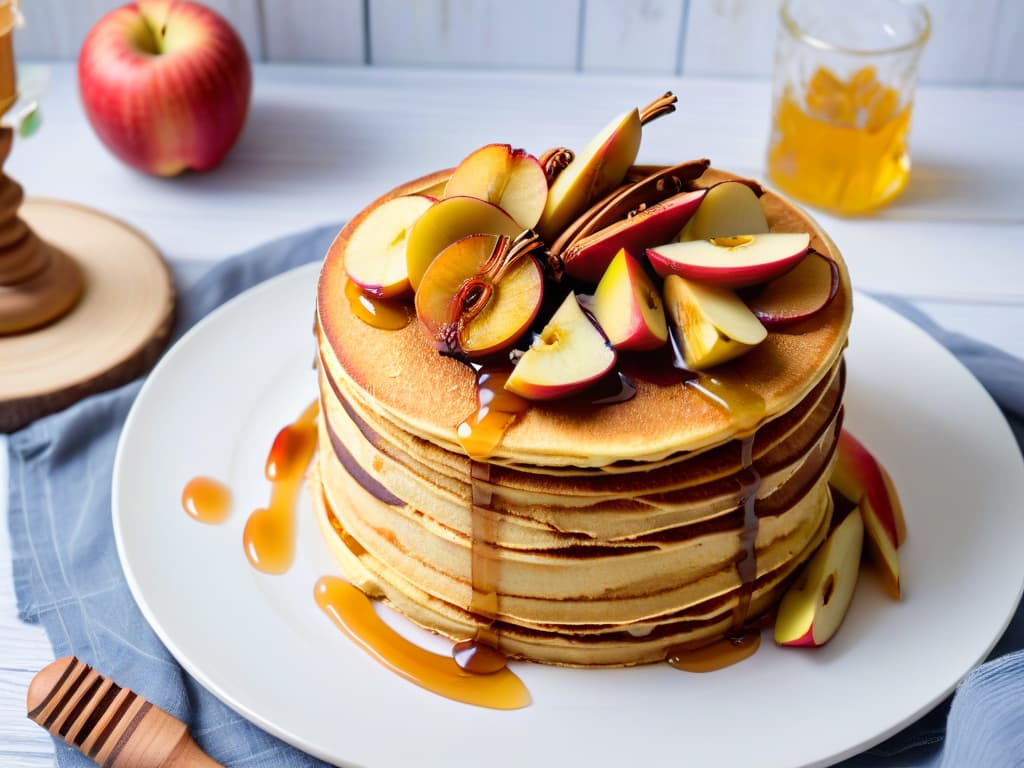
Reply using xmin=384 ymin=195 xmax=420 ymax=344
xmin=313 ymin=166 xmax=853 ymax=667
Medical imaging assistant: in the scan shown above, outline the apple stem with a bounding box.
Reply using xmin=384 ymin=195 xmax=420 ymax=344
xmin=638 ymin=92 xmax=678 ymax=126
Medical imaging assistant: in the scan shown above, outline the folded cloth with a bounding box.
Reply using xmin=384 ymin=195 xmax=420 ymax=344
xmin=5 ymin=232 xmax=1023 ymax=767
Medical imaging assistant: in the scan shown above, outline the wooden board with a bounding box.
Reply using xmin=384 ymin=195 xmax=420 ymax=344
xmin=0 ymin=199 xmax=174 ymax=432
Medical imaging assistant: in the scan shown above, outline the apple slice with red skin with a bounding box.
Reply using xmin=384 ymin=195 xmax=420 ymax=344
xmin=406 ymin=196 xmax=522 ymax=291
xmin=745 ymin=250 xmax=840 ymax=328
xmin=343 ymin=194 xmax=435 ymax=299
xmin=536 ymin=93 xmax=677 ymax=242
xmin=415 ymin=232 xmax=544 ymax=359
xmin=677 ymin=180 xmax=768 ymax=241
xmin=505 ymin=293 xmax=617 ymax=401
xmin=775 ymin=505 xmax=864 ymax=647
xmin=591 ymin=249 xmax=668 ymax=351
xmin=647 ymin=232 xmax=811 ymax=289
xmin=831 ymin=429 xmax=906 ymax=547
xmin=561 ymin=189 xmax=707 ymax=283
xmin=444 ymin=144 xmax=548 ymax=229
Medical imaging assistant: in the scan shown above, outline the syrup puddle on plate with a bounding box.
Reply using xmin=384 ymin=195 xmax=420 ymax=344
xmin=183 ymin=399 xmax=531 ymax=709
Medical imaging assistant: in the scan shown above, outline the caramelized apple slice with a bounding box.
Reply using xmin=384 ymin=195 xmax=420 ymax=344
xmin=536 ymin=93 xmax=677 ymax=242
xmin=591 ymin=249 xmax=667 ymax=351
xmin=344 ymin=194 xmax=435 ymax=298
xmin=505 ymin=293 xmax=617 ymax=401
xmin=677 ymin=180 xmax=768 ymax=241
xmin=406 ymin=196 xmax=522 ymax=291
xmin=416 ymin=232 xmax=544 ymax=358
xmin=745 ymin=250 xmax=840 ymax=328
xmin=562 ymin=189 xmax=706 ymax=283
xmin=648 ymin=232 xmax=811 ymax=289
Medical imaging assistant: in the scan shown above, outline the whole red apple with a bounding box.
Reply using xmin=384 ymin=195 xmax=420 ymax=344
xmin=78 ymin=0 xmax=251 ymax=176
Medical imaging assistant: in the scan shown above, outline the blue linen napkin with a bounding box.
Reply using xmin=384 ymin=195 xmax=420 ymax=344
xmin=5 ymin=229 xmax=1024 ymax=767
xmin=7 ymin=225 xmax=339 ymax=767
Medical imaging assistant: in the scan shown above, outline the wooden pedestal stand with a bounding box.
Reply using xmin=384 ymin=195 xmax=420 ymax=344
xmin=0 ymin=128 xmax=175 ymax=431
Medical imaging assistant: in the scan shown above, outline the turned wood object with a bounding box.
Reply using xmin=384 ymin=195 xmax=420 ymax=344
xmin=0 ymin=126 xmax=84 ymax=333
xmin=27 ymin=656 xmax=223 ymax=768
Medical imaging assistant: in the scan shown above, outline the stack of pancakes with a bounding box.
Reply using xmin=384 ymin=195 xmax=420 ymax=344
xmin=312 ymin=167 xmax=852 ymax=667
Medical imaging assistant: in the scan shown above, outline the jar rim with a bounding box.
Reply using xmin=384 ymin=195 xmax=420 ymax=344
xmin=780 ymin=0 xmax=931 ymax=57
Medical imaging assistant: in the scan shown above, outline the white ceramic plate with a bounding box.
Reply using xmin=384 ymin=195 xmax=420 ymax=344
xmin=114 ymin=262 xmax=1024 ymax=768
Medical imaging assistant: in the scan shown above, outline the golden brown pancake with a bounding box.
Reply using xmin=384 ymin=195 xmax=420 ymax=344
xmin=312 ymin=165 xmax=853 ymax=667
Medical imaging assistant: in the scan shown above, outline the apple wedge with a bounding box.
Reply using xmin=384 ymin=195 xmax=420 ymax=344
xmin=591 ymin=249 xmax=667 ymax=351
xmin=746 ymin=250 xmax=841 ymax=328
xmin=444 ymin=144 xmax=548 ymax=229
xmin=861 ymin=496 xmax=902 ymax=600
xmin=677 ymin=180 xmax=768 ymax=241
xmin=406 ymin=196 xmax=522 ymax=291
xmin=416 ymin=232 xmax=545 ymax=359
xmin=648 ymin=232 xmax=811 ymax=289
xmin=343 ymin=194 xmax=435 ymax=298
xmin=505 ymin=293 xmax=617 ymax=400
xmin=662 ymin=275 xmax=767 ymax=370
xmin=536 ymin=93 xmax=677 ymax=242
xmin=830 ymin=429 xmax=904 ymax=599
xmin=830 ymin=429 xmax=906 ymax=547
xmin=561 ymin=189 xmax=706 ymax=283
xmin=775 ymin=506 xmax=864 ymax=647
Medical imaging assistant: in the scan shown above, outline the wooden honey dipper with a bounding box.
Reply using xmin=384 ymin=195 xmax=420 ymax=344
xmin=27 ymin=656 xmax=222 ymax=767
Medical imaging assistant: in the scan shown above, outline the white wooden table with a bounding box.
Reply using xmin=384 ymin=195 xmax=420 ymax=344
xmin=2 ymin=62 xmax=1022 ymax=766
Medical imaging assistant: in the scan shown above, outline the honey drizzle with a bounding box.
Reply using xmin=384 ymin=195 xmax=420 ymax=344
xmin=344 ymin=280 xmax=412 ymax=330
xmin=666 ymin=632 xmax=761 ymax=673
xmin=468 ymin=460 xmax=502 ymax=651
xmin=242 ymin=400 xmax=319 ymax=574
xmin=314 ymin=576 xmax=529 ymax=710
xmin=456 ymin=368 xmax=529 ymax=459
xmin=181 ymin=476 xmax=232 ymax=524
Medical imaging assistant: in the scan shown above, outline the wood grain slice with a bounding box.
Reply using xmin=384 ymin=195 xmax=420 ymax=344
xmin=0 ymin=199 xmax=175 ymax=432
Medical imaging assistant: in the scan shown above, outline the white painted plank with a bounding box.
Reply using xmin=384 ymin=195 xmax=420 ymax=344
xmin=260 ymin=0 xmax=365 ymax=63
xmin=188 ymin=0 xmax=264 ymax=60
xmin=680 ymin=0 xmax=1014 ymax=86
xmin=580 ymin=0 xmax=684 ymax=74
xmin=990 ymin=0 xmax=1024 ymax=85
xmin=916 ymin=0 xmax=999 ymax=85
xmin=680 ymin=0 xmax=777 ymax=79
xmin=14 ymin=0 xmax=123 ymax=59
xmin=13 ymin=0 xmax=262 ymax=61
xmin=368 ymin=0 xmax=580 ymax=70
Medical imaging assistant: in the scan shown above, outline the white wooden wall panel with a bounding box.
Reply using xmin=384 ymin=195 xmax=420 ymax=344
xmin=261 ymin=0 xmax=365 ymax=63
xmin=9 ymin=0 xmax=1024 ymax=85
xmin=989 ymin=0 xmax=1024 ymax=84
xmin=15 ymin=0 xmax=123 ymax=59
xmin=195 ymin=0 xmax=263 ymax=59
xmin=367 ymin=0 xmax=580 ymax=70
xmin=680 ymin=0 xmax=776 ymax=79
xmin=580 ymin=0 xmax=685 ymax=74
xmin=915 ymin=0 xmax=999 ymax=84
xmin=14 ymin=0 xmax=263 ymax=61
